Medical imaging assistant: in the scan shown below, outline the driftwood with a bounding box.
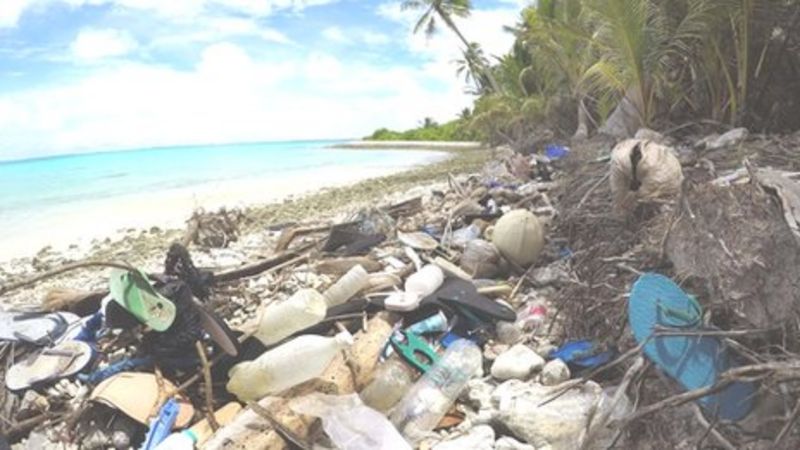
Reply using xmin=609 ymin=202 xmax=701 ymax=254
xmin=383 ymin=196 xmax=423 ymax=218
xmin=215 ymin=242 xmax=315 ymax=283
xmin=0 ymin=261 xmax=135 ymax=297
xmin=42 ymin=288 xmax=107 ymax=315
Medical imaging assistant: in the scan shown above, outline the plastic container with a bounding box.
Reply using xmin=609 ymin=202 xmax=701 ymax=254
xmin=227 ymin=332 xmax=354 ymax=401
xmin=405 ymin=265 xmax=445 ymax=297
xmin=389 ymin=340 xmax=482 ymax=442
xmin=253 ymin=289 xmax=327 ymax=346
xmin=322 ymin=265 xmax=369 ymax=307
xmin=359 ymin=359 xmax=416 ymax=413
xmin=385 ymin=265 xmax=444 ymax=312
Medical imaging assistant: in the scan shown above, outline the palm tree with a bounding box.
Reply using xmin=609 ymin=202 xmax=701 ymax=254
xmin=583 ymin=0 xmax=721 ymax=135
xmin=402 ymin=0 xmax=502 ymax=93
xmin=514 ymin=1 xmax=595 ymax=139
xmin=453 ymin=42 xmax=491 ymax=94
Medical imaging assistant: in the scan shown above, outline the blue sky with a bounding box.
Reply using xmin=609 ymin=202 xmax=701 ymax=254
xmin=0 ymin=0 xmax=527 ymax=159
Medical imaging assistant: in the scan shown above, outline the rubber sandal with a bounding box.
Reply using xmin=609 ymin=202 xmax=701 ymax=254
xmin=421 ymin=279 xmax=517 ymax=322
xmin=109 ymin=269 xmax=176 ymax=332
xmin=90 ymin=372 xmax=194 ymax=428
xmin=0 ymin=310 xmax=80 ymax=345
xmin=5 ymin=340 xmax=94 ymax=391
xmin=629 ymin=273 xmax=756 ymax=421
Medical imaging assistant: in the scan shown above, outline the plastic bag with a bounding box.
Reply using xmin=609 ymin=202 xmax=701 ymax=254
xmin=290 ymin=393 xmax=410 ymax=450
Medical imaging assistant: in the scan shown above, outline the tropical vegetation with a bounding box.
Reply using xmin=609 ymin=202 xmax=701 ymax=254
xmin=367 ymin=114 xmax=478 ymax=141
xmin=372 ymin=0 xmax=800 ymax=145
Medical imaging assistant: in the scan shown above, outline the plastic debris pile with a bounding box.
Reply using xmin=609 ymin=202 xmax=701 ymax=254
xmin=2 ymin=129 xmax=800 ymax=449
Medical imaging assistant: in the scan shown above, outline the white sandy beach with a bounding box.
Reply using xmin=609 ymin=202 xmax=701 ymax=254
xmin=0 ymin=151 xmax=449 ymax=262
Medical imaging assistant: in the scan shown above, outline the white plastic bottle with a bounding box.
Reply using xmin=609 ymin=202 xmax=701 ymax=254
xmin=385 ymin=265 xmax=444 ymax=311
xmin=227 ymin=332 xmax=354 ymax=401
xmin=253 ymin=289 xmax=327 ymax=346
xmin=322 ymin=264 xmax=369 ymax=307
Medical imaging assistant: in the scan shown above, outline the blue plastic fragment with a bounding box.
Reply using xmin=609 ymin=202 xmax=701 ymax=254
xmin=545 ymin=144 xmax=570 ymax=160
xmin=78 ymin=356 xmax=153 ymax=384
xmin=140 ymin=398 xmax=180 ymax=450
xmin=549 ymin=340 xmax=615 ymax=369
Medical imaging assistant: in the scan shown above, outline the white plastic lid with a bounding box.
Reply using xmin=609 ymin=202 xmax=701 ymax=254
xmin=384 ymin=291 xmax=423 ymax=312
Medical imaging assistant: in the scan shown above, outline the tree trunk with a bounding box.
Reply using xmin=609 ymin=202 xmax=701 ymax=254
xmin=599 ymin=87 xmax=644 ymax=139
xmin=572 ymin=97 xmax=589 ymax=141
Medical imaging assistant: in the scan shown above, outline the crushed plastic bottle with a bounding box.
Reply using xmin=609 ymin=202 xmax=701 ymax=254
xmin=359 ymin=358 xmax=416 ymax=413
xmin=253 ymin=289 xmax=327 ymax=346
xmin=291 ymin=393 xmax=411 ymax=450
xmin=389 ymin=339 xmax=482 ymax=442
xmin=227 ymin=331 xmax=353 ymax=401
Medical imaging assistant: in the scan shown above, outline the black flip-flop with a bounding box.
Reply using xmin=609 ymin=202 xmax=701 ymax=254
xmin=421 ymin=279 xmax=516 ymax=322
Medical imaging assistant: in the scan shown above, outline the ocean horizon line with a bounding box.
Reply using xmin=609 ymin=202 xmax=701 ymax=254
xmin=0 ymin=137 xmax=359 ymax=166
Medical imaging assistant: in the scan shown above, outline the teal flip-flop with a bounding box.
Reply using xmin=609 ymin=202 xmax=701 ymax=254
xmin=109 ymin=269 xmax=176 ymax=332
xmin=628 ymin=273 xmax=755 ymax=421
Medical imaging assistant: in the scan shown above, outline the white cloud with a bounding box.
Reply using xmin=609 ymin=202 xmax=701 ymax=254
xmin=322 ymin=26 xmax=348 ymax=43
xmin=2 ymin=0 xmax=341 ymax=28
xmin=321 ymin=26 xmax=390 ymax=46
xmin=0 ymin=41 xmax=474 ymax=159
xmin=378 ymin=2 xmax=518 ymax=83
xmin=0 ymin=1 xmax=520 ymax=159
xmin=359 ymin=30 xmax=390 ymax=45
xmin=208 ymin=18 xmax=293 ymax=44
xmin=0 ymin=0 xmax=36 ymax=28
xmin=70 ymin=28 xmax=138 ymax=61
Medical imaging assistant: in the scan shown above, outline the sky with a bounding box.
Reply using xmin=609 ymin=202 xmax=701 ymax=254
xmin=0 ymin=0 xmax=529 ymax=160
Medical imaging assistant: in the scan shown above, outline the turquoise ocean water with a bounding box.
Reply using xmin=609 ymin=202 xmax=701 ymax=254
xmin=0 ymin=140 xmax=443 ymax=258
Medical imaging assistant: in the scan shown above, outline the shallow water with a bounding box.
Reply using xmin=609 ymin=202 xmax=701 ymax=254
xmin=0 ymin=140 xmax=444 ymax=259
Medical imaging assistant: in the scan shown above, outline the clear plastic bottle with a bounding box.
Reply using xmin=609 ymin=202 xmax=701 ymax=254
xmin=359 ymin=359 xmax=416 ymax=413
xmin=389 ymin=340 xmax=482 ymax=442
xmin=227 ymin=332 xmax=353 ymax=401
xmin=322 ymin=264 xmax=369 ymax=307
xmin=253 ymin=289 xmax=327 ymax=346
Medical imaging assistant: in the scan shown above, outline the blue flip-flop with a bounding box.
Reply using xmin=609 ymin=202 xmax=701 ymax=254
xmin=629 ymin=273 xmax=755 ymax=421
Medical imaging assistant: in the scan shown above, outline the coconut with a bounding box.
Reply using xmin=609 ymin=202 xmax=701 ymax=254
xmin=492 ymin=209 xmax=545 ymax=267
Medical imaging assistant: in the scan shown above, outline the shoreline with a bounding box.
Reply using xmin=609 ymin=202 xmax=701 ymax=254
xmin=330 ymin=140 xmax=483 ymax=150
xmin=0 ymin=145 xmax=490 ymax=307
xmin=0 ymin=153 xmax=448 ymax=263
